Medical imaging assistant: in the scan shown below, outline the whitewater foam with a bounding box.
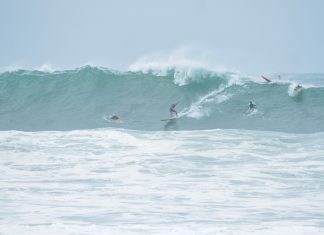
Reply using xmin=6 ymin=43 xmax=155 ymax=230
xmin=180 ymin=85 xmax=231 ymax=119
xmin=127 ymin=49 xmax=235 ymax=86
xmin=1 ymin=128 xmax=324 ymax=234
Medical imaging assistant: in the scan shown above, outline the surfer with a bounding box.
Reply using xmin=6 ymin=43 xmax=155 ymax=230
xmin=104 ymin=114 xmax=123 ymax=124
xmin=248 ymin=101 xmax=256 ymax=112
xmin=294 ymin=84 xmax=302 ymax=91
xmin=109 ymin=114 xmax=121 ymax=121
xmin=169 ymin=103 xmax=178 ymax=118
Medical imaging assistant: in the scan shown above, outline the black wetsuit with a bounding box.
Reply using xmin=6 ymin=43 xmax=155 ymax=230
xmin=169 ymin=106 xmax=178 ymax=117
xmin=110 ymin=115 xmax=119 ymax=120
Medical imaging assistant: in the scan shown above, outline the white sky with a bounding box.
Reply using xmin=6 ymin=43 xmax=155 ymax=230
xmin=1 ymin=0 xmax=324 ymax=73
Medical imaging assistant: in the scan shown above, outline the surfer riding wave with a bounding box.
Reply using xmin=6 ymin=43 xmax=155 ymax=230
xmin=169 ymin=103 xmax=178 ymax=118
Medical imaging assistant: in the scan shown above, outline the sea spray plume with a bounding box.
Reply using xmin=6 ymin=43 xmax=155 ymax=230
xmin=37 ymin=64 xmax=56 ymax=73
xmin=1 ymin=64 xmax=22 ymax=73
xmin=128 ymin=50 xmax=231 ymax=86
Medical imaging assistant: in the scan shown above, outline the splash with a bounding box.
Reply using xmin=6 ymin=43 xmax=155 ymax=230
xmin=128 ymin=49 xmax=230 ymax=86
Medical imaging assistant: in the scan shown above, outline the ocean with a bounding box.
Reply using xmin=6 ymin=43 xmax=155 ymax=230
xmin=0 ymin=65 xmax=324 ymax=234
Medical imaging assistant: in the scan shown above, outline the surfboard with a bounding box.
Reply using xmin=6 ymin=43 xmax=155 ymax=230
xmin=261 ymin=75 xmax=271 ymax=83
xmin=161 ymin=117 xmax=178 ymax=122
xmin=244 ymin=108 xmax=258 ymax=116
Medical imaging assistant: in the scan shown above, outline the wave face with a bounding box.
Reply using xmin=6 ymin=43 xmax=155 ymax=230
xmin=0 ymin=66 xmax=323 ymax=133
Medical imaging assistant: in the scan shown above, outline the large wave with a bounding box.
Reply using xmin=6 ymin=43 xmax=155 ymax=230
xmin=0 ymin=65 xmax=323 ymax=133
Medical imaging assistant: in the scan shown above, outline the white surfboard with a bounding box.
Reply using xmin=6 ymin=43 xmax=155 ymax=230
xmin=161 ymin=117 xmax=178 ymax=122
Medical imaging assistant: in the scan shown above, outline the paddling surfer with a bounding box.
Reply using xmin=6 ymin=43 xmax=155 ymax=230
xmin=109 ymin=114 xmax=121 ymax=121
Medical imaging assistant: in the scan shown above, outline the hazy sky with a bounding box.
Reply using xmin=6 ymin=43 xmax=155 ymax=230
xmin=1 ymin=0 xmax=324 ymax=73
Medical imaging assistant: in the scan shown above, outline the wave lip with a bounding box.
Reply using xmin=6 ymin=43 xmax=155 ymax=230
xmin=128 ymin=53 xmax=237 ymax=86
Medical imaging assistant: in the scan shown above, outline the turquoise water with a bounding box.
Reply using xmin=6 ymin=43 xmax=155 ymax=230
xmin=0 ymin=66 xmax=323 ymax=133
xmin=0 ymin=66 xmax=324 ymax=234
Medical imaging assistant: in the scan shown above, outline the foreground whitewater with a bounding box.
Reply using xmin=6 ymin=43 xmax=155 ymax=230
xmin=1 ymin=128 xmax=324 ymax=235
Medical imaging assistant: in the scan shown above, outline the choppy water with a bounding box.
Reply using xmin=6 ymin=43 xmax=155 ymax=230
xmin=1 ymin=128 xmax=324 ymax=234
xmin=0 ymin=65 xmax=324 ymax=234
